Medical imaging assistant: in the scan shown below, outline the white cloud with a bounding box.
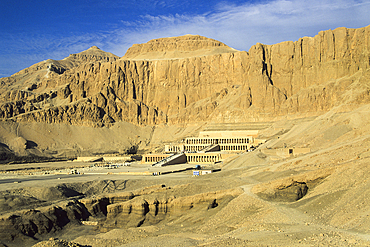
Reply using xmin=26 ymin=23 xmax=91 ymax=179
xmin=106 ymin=0 xmax=370 ymax=55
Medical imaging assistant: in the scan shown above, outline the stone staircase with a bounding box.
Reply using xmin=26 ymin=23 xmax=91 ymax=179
xmin=199 ymin=144 xmax=220 ymax=153
xmin=152 ymin=153 xmax=186 ymax=167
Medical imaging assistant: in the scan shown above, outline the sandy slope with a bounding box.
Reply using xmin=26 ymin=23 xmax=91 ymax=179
xmin=73 ymin=103 xmax=370 ymax=246
xmin=0 ymin=103 xmax=370 ymax=246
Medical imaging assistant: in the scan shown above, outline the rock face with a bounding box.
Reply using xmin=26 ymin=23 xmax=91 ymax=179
xmin=0 ymin=182 xmax=242 ymax=244
xmin=0 ymin=26 xmax=369 ymax=127
xmin=0 ymin=201 xmax=89 ymax=243
xmin=251 ymin=168 xmax=333 ymax=202
xmin=124 ymin=34 xmax=237 ymax=60
xmin=80 ymin=184 xmax=242 ymax=230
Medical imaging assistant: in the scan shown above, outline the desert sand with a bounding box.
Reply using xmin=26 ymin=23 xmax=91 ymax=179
xmin=0 ymin=104 xmax=370 ymax=246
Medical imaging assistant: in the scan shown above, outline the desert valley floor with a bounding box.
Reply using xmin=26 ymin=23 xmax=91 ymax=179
xmin=1 ymin=104 xmax=370 ymax=246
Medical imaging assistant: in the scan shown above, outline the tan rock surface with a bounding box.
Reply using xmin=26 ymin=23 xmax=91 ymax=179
xmin=1 ymin=26 xmax=369 ymax=132
xmin=123 ymin=34 xmax=238 ymax=60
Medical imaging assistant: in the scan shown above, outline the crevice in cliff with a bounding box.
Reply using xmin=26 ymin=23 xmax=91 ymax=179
xmin=260 ymin=46 xmax=274 ymax=86
xmin=300 ymin=38 xmax=304 ymax=65
xmin=262 ymin=62 xmax=274 ymax=86
xmin=132 ymin=81 xmax=137 ymax=99
xmin=333 ymin=33 xmax=336 ymax=60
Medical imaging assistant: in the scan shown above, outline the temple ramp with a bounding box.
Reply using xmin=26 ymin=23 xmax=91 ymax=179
xmin=199 ymin=144 xmax=220 ymax=153
xmin=152 ymin=153 xmax=187 ymax=167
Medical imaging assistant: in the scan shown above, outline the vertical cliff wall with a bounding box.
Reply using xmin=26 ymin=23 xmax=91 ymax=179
xmin=0 ymin=26 xmax=369 ymax=127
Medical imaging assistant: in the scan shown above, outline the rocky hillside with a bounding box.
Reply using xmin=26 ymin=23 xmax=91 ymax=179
xmin=0 ymin=46 xmax=119 ymax=127
xmin=0 ymin=26 xmax=369 ymax=128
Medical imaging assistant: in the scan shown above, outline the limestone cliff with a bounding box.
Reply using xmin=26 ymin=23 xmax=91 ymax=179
xmin=124 ymin=34 xmax=238 ymax=60
xmin=0 ymin=26 xmax=369 ymax=127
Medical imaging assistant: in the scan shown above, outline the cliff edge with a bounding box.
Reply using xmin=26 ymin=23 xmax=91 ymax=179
xmin=0 ymin=27 xmax=369 ymax=128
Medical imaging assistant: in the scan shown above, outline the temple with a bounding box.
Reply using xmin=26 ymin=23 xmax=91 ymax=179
xmin=143 ymin=130 xmax=266 ymax=166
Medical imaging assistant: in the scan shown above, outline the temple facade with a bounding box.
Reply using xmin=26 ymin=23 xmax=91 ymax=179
xmin=143 ymin=131 xmax=265 ymax=165
xmin=165 ymin=132 xmax=258 ymax=153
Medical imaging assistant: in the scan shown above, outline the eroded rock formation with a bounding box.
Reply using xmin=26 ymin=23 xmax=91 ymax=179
xmin=0 ymin=182 xmax=242 ymax=244
xmin=0 ymin=26 xmax=369 ymax=127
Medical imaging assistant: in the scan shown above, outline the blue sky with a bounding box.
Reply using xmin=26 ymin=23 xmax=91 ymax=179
xmin=1 ymin=0 xmax=369 ymax=77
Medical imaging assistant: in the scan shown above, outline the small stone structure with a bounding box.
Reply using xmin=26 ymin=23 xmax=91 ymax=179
xmin=143 ymin=154 xmax=172 ymax=163
xmin=262 ymin=147 xmax=311 ymax=158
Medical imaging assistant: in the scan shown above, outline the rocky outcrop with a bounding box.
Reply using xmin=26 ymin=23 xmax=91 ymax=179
xmin=78 ymin=184 xmax=242 ymax=229
xmin=0 ymin=26 xmax=369 ymax=127
xmin=251 ymin=168 xmax=333 ymax=202
xmin=103 ymin=188 xmax=242 ymax=228
xmin=126 ymin=35 xmax=228 ymax=54
xmin=0 ymin=201 xmax=89 ymax=242
xmin=124 ymin=35 xmax=237 ymax=60
xmin=260 ymin=27 xmax=370 ymax=115
xmin=0 ymin=183 xmax=242 ymax=244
